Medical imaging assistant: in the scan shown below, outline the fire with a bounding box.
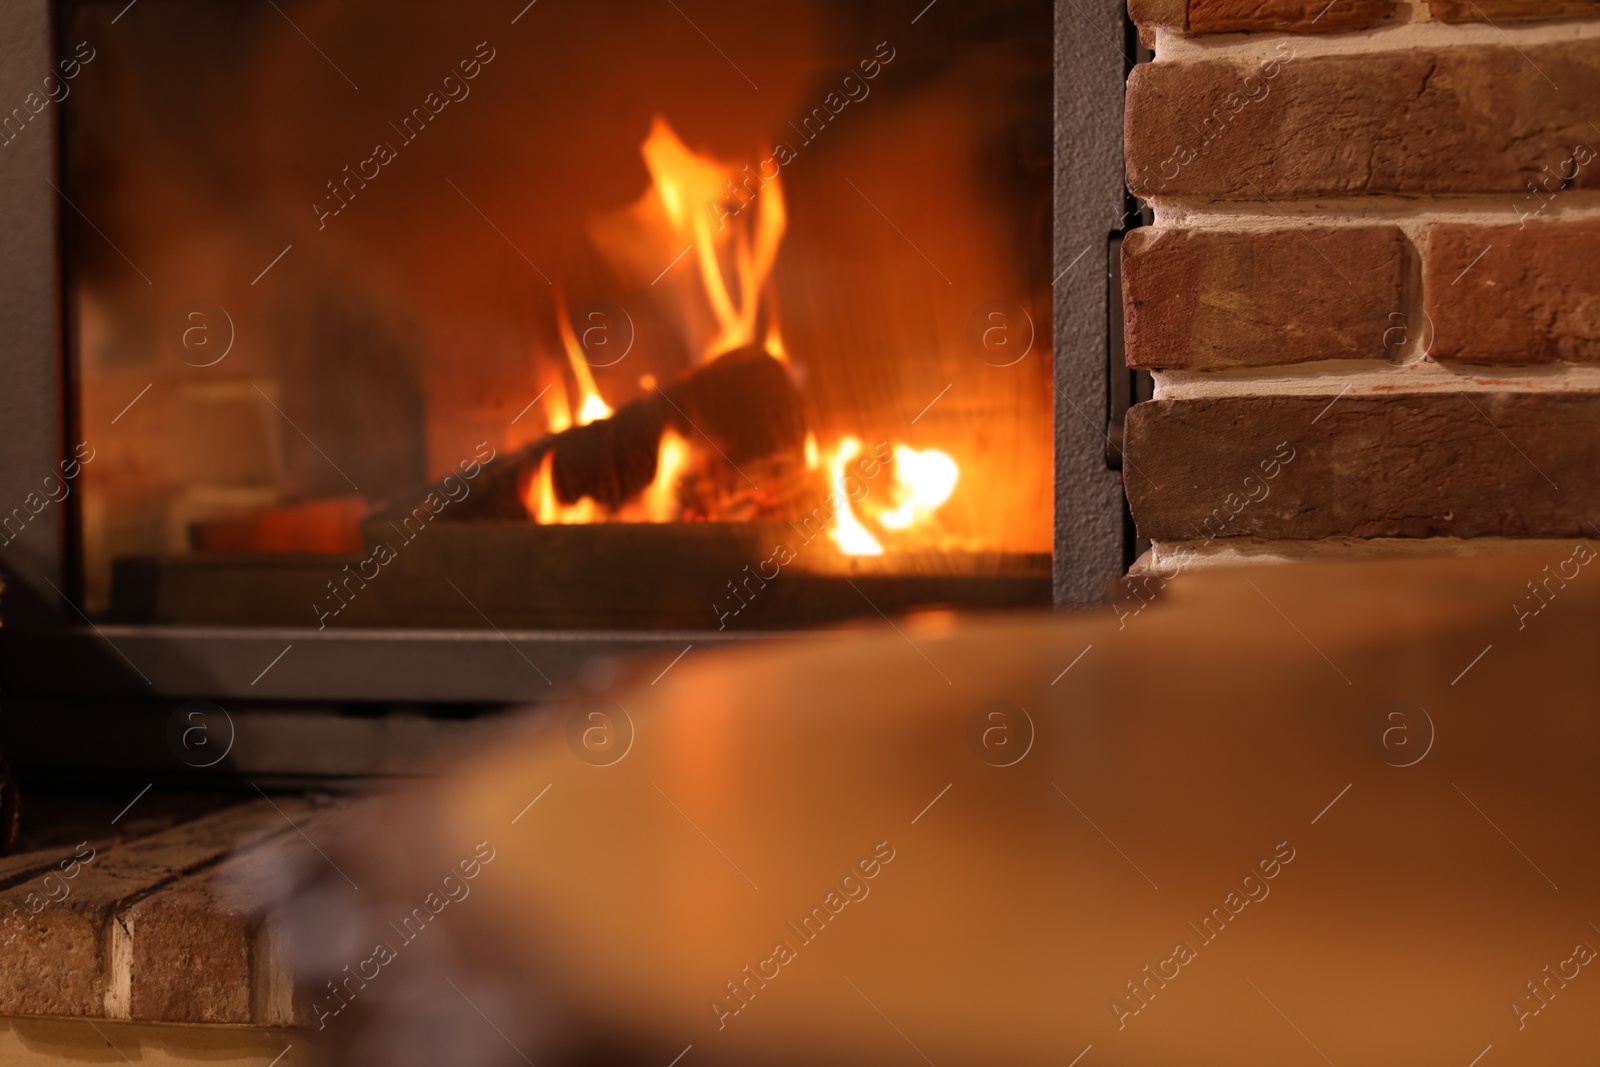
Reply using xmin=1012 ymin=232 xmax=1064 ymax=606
xmin=878 ymin=446 xmax=960 ymax=530
xmin=607 ymin=117 xmax=789 ymax=364
xmin=536 ymin=297 xmax=613 ymax=437
xmin=578 ymin=392 xmax=611 ymax=424
xmin=628 ymin=429 xmax=691 ymax=523
xmin=827 ymin=437 xmax=885 ymax=556
xmin=530 ymin=451 xmax=599 ymax=525
xmin=517 ymin=116 xmax=964 ymax=550
xmin=825 ymin=438 xmax=961 ymax=556
xmin=541 ymin=376 xmax=573 ymax=434
xmin=556 ymin=299 xmax=612 ymax=426
xmin=524 ymin=305 xmax=616 ymax=524
xmin=526 ymin=428 xmax=691 ymax=525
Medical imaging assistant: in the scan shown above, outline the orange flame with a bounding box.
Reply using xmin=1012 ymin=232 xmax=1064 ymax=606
xmin=825 ymin=439 xmax=961 ymax=556
xmin=556 ymin=298 xmax=612 ymax=426
xmin=524 ymin=307 xmax=612 ymax=523
xmin=518 ymin=117 xmax=968 ymax=545
xmin=541 ymin=376 xmax=573 ymax=434
xmin=524 ymin=428 xmax=692 ymax=526
xmin=878 ymin=446 xmax=960 ymax=530
xmin=529 ymin=451 xmax=600 ymax=525
xmin=622 ymin=429 xmax=691 ymax=524
xmin=827 ymin=438 xmax=884 ymax=556
xmin=628 ymin=117 xmax=788 ymax=364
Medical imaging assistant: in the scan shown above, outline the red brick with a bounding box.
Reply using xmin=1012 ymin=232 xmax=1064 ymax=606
xmin=1125 ymin=393 xmax=1600 ymax=539
xmin=1130 ymin=0 xmax=1188 ymax=39
xmin=1190 ymin=0 xmax=1395 ymax=33
xmin=1123 ymin=226 xmax=1408 ymax=369
xmin=1429 ymin=0 xmax=1600 ymax=22
xmin=1129 ymin=0 xmax=1394 ymax=37
xmin=1427 ymin=220 xmax=1600 ymax=364
xmin=1127 ymin=43 xmax=1600 ymax=198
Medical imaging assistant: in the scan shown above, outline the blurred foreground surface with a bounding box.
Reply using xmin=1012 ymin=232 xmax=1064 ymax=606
xmin=283 ymin=547 xmax=1600 ymax=1066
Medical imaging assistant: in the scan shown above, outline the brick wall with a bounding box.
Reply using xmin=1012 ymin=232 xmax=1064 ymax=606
xmin=1120 ymin=0 xmax=1600 ymax=556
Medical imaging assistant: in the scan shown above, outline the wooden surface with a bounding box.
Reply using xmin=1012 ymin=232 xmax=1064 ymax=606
xmin=0 ymin=1015 xmax=315 ymax=1067
xmin=284 ymin=544 xmax=1600 ymax=1065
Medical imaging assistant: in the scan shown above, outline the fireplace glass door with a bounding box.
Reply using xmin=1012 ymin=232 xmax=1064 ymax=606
xmin=61 ymin=0 xmax=1055 ymax=630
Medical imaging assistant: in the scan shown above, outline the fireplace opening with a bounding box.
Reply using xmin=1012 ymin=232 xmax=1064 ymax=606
xmin=62 ymin=0 xmax=1056 ymax=630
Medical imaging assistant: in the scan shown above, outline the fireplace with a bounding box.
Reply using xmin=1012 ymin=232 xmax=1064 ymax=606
xmin=0 ymin=0 xmax=1132 ymax=713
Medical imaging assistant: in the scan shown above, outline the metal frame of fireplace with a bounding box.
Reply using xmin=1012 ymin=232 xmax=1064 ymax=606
xmin=0 ymin=0 xmax=1135 ymax=722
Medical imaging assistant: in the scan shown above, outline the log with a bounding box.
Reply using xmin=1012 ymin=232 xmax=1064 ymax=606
xmin=392 ymin=346 xmax=805 ymax=525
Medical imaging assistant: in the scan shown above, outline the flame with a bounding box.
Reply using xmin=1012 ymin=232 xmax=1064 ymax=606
xmin=877 ymin=446 xmax=959 ymax=530
xmin=824 ymin=438 xmax=960 ymax=556
xmin=524 ymin=428 xmax=691 ymax=526
xmin=529 ymin=451 xmax=600 ymax=525
xmin=516 ymin=118 xmax=971 ymax=547
xmin=534 ymin=301 xmax=611 ymax=435
xmin=634 ymin=117 xmax=788 ymax=363
xmin=630 ymin=429 xmax=691 ymax=523
xmin=541 ymin=376 xmax=573 ymax=434
xmin=826 ymin=437 xmax=884 ymax=556
xmin=763 ymin=318 xmax=788 ymax=363
xmin=556 ymin=301 xmax=612 ymax=426
xmin=522 ymin=309 xmax=613 ymax=523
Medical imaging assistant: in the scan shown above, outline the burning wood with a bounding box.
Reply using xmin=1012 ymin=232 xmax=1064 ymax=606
xmin=440 ymin=346 xmax=806 ymax=525
xmin=382 ymin=116 xmax=961 ymax=553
